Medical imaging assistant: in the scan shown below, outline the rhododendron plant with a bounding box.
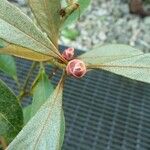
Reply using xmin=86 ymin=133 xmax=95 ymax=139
xmin=0 ymin=0 xmax=150 ymax=149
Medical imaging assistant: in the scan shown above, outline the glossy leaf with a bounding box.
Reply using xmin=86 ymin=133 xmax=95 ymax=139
xmin=29 ymin=0 xmax=61 ymax=47
xmin=7 ymin=75 xmax=65 ymax=150
xmin=0 ymin=0 xmax=60 ymax=58
xmin=62 ymin=0 xmax=91 ymax=28
xmin=79 ymin=44 xmax=143 ymax=64
xmin=0 ymin=54 xmax=17 ymax=80
xmin=0 ymin=39 xmax=51 ymax=61
xmin=0 ymin=80 xmax=23 ymax=143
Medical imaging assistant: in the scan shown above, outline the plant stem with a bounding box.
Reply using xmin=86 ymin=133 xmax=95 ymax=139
xmin=18 ymin=62 xmax=38 ymax=101
xmin=49 ymin=58 xmax=66 ymax=69
xmin=0 ymin=137 xmax=7 ymax=150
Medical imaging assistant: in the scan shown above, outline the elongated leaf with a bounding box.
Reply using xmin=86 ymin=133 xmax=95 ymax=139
xmin=79 ymin=44 xmax=143 ymax=64
xmin=59 ymin=112 xmax=65 ymax=149
xmin=0 ymin=0 xmax=60 ymax=58
xmin=29 ymin=0 xmax=61 ymax=47
xmin=23 ymin=108 xmax=65 ymax=147
xmin=81 ymin=44 xmax=150 ymax=83
xmin=23 ymin=69 xmax=54 ymax=125
xmin=23 ymin=105 xmax=31 ymax=125
xmin=31 ymin=68 xmax=54 ymax=117
xmin=24 ymin=69 xmax=65 ymax=147
xmin=0 ymin=80 xmax=23 ymax=143
xmin=91 ymin=54 xmax=150 ymax=84
xmin=62 ymin=0 xmax=91 ymax=28
xmin=0 ymin=54 xmax=17 ymax=80
xmin=0 ymin=38 xmax=5 ymax=48
xmin=7 ymin=75 xmax=65 ymax=150
xmin=0 ymin=39 xmax=51 ymax=61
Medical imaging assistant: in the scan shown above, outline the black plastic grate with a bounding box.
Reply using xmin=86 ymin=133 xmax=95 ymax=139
xmin=0 ymin=48 xmax=150 ymax=150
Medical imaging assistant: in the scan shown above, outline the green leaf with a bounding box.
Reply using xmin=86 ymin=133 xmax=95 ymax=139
xmin=23 ymin=69 xmax=54 ymax=125
xmin=0 ymin=55 xmax=17 ymax=80
xmin=79 ymin=44 xmax=143 ymax=64
xmin=23 ymin=105 xmax=31 ymax=125
xmin=99 ymin=54 xmax=150 ymax=84
xmin=59 ymin=112 xmax=65 ymax=149
xmin=62 ymin=27 xmax=79 ymax=40
xmin=29 ymin=0 xmax=61 ymax=47
xmin=62 ymin=0 xmax=91 ymax=28
xmin=0 ymin=39 xmax=52 ymax=62
xmin=31 ymin=69 xmax=54 ymax=116
xmin=23 ymin=67 xmax=54 ymax=125
xmin=80 ymin=44 xmax=150 ymax=84
xmin=0 ymin=0 xmax=60 ymax=58
xmin=0 ymin=38 xmax=5 ymax=48
xmin=0 ymin=80 xmax=23 ymax=143
xmin=0 ymin=38 xmax=52 ymax=62
xmin=7 ymin=76 xmax=65 ymax=149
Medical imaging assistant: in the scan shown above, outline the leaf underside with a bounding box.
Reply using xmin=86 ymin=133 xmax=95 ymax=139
xmin=95 ymin=54 xmax=150 ymax=84
xmin=0 ymin=39 xmax=51 ymax=61
xmin=79 ymin=44 xmax=150 ymax=84
xmin=7 ymin=74 xmax=65 ymax=150
xmin=0 ymin=0 xmax=60 ymax=59
xmin=29 ymin=0 xmax=61 ymax=48
xmin=79 ymin=44 xmax=143 ymax=64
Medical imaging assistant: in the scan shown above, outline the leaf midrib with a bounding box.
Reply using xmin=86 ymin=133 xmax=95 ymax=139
xmin=36 ymin=0 xmax=59 ymax=44
xmin=33 ymin=81 xmax=62 ymax=150
xmin=0 ymin=112 xmax=16 ymax=130
xmin=0 ymin=14 xmax=58 ymax=57
xmin=85 ymin=53 xmax=144 ymax=67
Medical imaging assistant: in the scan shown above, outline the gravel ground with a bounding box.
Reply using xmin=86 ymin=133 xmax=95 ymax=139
xmin=9 ymin=0 xmax=150 ymax=52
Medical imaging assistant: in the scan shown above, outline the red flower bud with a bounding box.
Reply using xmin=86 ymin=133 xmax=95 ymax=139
xmin=66 ymin=59 xmax=87 ymax=78
xmin=62 ymin=47 xmax=74 ymax=61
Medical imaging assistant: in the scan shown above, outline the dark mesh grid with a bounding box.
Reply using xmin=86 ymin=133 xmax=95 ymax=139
xmin=0 ymin=48 xmax=150 ymax=150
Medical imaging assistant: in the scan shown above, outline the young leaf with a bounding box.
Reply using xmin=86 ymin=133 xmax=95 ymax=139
xmin=0 ymin=55 xmax=17 ymax=80
xmin=0 ymin=80 xmax=23 ymax=143
xmin=23 ymin=69 xmax=54 ymax=125
xmin=0 ymin=0 xmax=60 ymax=58
xmin=7 ymin=74 xmax=65 ymax=150
xmin=23 ymin=105 xmax=31 ymax=125
xmin=31 ymin=68 xmax=54 ymax=117
xmin=29 ymin=0 xmax=61 ymax=47
xmin=78 ymin=44 xmax=143 ymax=64
xmin=61 ymin=0 xmax=91 ymax=28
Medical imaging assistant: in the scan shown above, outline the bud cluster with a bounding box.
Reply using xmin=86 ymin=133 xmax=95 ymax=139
xmin=62 ymin=48 xmax=87 ymax=78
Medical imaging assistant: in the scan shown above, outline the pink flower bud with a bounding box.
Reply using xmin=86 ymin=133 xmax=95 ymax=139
xmin=62 ymin=48 xmax=74 ymax=60
xmin=66 ymin=59 xmax=87 ymax=78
